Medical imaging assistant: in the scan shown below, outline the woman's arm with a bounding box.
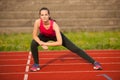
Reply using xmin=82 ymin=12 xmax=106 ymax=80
xmin=32 ymin=19 xmax=44 ymax=45
xmin=43 ymin=22 xmax=62 ymax=46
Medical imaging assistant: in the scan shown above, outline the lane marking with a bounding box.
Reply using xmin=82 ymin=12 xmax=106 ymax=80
xmin=0 ymin=57 xmax=120 ymax=61
xmin=0 ymin=52 xmax=120 ymax=56
xmin=23 ymin=51 xmax=31 ymax=80
xmin=0 ymin=55 xmax=28 ymax=56
xmin=1 ymin=62 xmax=120 ymax=66
xmin=0 ymin=70 xmax=120 ymax=74
xmin=97 ymin=74 xmax=112 ymax=80
xmin=27 ymin=70 xmax=120 ymax=74
xmin=0 ymin=59 xmax=27 ymax=60
xmin=40 ymin=57 xmax=120 ymax=59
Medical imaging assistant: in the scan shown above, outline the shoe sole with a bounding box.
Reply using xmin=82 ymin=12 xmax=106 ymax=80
xmin=93 ymin=67 xmax=102 ymax=70
xmin=30 ymin=68 xmax=40 ymax=72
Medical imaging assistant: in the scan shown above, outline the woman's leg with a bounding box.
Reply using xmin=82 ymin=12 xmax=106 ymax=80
xmin=31 ymin=40 xmax=39 ymax=64
xmin=61 ymin=33 xmax=95 ymax=64
xmin=30 ymin=34 xmax=50 ymax=64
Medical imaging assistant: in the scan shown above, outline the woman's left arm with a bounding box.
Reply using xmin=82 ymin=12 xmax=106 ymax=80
xmin=43 ymin=22 xmax=62 ymax=46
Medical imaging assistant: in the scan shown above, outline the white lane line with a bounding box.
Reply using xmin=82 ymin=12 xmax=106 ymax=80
xmin=0 ymin=70 xmax=120 ymax=74
xmin=23 ymin=51 xmax=31 ymax=80
xmin=0 ymin=57 xmax=120 ymax=61
xmin=1 ymin=62 xmax=120 ymax=66
xmin=29 ymin=70 xmax=120 ymax=74
xmin=97 ymin=74 xmax=112 ymax=80
xmin=0 ymin=52 xmax=120 ymax=56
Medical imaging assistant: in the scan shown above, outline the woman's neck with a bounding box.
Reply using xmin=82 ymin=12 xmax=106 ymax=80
xmin=43 ymin=20 xmax=50 ymax=25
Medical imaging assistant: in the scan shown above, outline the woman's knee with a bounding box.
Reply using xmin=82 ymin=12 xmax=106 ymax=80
xmin=31 ymin=40 xmax=39 ymax=48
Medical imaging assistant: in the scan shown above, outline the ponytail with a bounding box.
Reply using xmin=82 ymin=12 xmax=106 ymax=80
xmin=49 ymin=17 xmax=56 ymax=22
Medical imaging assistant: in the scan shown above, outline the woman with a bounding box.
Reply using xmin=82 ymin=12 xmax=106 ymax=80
xmin=30 ymin=7 xmax=102 ymax=71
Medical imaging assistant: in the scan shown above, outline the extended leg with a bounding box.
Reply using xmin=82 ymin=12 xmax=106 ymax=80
xmin=61 ymin=33 xmax=95 ymax=64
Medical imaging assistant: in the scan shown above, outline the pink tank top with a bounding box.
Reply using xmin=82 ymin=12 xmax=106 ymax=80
xmin=39 ymin=20 xmax=56 ymax=37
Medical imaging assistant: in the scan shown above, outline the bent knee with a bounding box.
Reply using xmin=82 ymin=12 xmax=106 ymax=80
xmin=31 ymin=40 xmax=39 ymax=47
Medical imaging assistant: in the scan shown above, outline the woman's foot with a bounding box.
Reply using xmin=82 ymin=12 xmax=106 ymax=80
xmin=30 ymin=64 xmax=40 ymax=72
xmin=93 ymin=61 xmax=102 ymax=70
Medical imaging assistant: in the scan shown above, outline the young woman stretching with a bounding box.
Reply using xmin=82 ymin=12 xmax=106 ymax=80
xmin=30 ymin=7 xmax=102 ymax=71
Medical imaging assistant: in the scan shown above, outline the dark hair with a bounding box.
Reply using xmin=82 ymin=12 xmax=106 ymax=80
xmin=39 ymin=7 xmax=50 ymax=15
xmin=39 ymin=7 xmax=56 ymax=21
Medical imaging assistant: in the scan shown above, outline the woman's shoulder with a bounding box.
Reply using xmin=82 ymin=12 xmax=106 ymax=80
xmin=53 ymin=20 xmax=60 ymax=29
xmin=34 ymin=19 xmax=40 ymax=27
xmin=53 ymin=20 xmax=58 ymax=26
xmin=35 ymin=19 xmax=41 ymax=23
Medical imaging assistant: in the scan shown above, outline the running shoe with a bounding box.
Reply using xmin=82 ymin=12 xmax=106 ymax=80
xmin=93 ymin=61 xmax=102 ymax=70
xmin=30 ymin=64 xmax=40 ymax=72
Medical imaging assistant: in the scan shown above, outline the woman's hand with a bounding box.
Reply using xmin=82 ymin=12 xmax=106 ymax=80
xmin=41 ymin=45 xmax=48 ymax=50
xmin=39 ymin=41 xmax=48 ymax=50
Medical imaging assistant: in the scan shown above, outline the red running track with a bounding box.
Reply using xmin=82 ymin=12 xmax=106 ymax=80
xmin=0 ymin=50 xmax=120 ymax=80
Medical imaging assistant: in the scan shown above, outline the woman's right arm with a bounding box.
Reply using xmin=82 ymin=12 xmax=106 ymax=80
xmin=32 ymin=19 xmax=43 ymax=45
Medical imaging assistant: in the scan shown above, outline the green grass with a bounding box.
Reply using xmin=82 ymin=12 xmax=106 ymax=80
xmin=0 ymin=33 xmax=32 ymax=51
xmin=0 ymin=31 xmax=120 ymax=51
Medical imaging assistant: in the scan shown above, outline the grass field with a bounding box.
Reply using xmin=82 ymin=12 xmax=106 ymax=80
xmin=0 ymin=31 xmax=120 ymax=51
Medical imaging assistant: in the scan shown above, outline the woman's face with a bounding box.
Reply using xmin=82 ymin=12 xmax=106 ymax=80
xmin=40 ymin=10 xmax=50 ymax=22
